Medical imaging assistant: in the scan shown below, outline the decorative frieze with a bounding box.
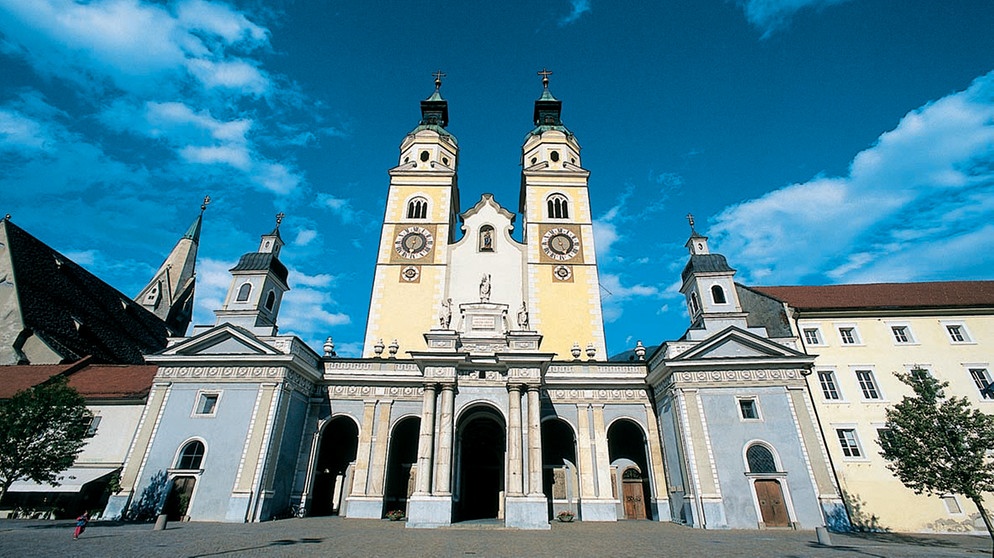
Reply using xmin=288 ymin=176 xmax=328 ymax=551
xmin=547 ymin=388 xmax=650 ymax=403
xmin=675 ymin=369 xmax=802 ymax=383
xmin=324 ymin=361 xmax=420 ymax=372
xmin=158 ymin=366 xmax=283 ymax=380
xmin=328 ymin=385 xmax=424 ymax=400
xmin=547 ymin=364 xmax=647 ymax=376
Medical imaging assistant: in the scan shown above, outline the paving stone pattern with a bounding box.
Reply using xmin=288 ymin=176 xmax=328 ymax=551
xmin=0 ymin=517 xmax=989 ymax=557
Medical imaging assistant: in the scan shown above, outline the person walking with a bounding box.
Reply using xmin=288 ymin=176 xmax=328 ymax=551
xmin=73 ymin=511 xmax=90 ymax=540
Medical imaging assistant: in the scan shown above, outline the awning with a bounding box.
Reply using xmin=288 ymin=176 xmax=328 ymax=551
xmin=6 ymin=467 xmax=118 ymax=493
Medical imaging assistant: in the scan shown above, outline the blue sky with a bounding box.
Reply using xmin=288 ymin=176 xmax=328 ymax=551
xmin=1 ymin=0 xmax=993 ymax=357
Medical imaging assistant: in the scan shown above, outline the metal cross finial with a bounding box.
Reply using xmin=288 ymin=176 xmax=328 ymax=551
xmin=686 ymin=213 xmax=696 ymax=232
xmin=538 ymin=68 xmax=553 ymax=89
xmin=275 ymin=212 xmax=285 ymax=228
xmin=201 ymin=195 xmax=211 ymax=212
xmin=432 ymin=69 xmax=446 ymax=91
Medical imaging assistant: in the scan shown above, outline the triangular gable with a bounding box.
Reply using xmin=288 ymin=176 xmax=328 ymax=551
xmin=158 ymin=324 xmax=280 ymax=357
xmin=672 ymin=326 xmax=806 ymax=362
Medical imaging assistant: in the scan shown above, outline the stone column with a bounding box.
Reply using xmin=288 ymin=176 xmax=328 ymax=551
xmin=350 ymin=400 xmax=378 ymax=496
xmin=367 ymin=401 xmax=393 ymax=496
xmin=414 ymin=384 xmax=437 ymax=495
xmin=591 ymin=404 xmax=613 ymax=498
xmin=433 ymin=385 xmax=455 ymax=494
xmin=507 ymin=384 xmax=524 ymax=495
xmin=576 ymin=404 xmax=597 ymax=498
xmin=526 ymin=386 xmax=544 ymax=496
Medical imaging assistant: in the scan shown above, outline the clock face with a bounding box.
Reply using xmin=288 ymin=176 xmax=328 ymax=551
xmin=395 ymin=226 xmax=434 ymax=259
xmin=541 ymin=228 xmax=580 ymax=261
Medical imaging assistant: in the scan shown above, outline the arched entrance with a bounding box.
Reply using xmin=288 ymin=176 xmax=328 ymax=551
xmin=542 ymin=418 xmax=577 ymax=519
xmin=382 ymin=417 xmax=420 ymax=517
xmin=310 ymin=416 xmax=359 ymax=516
xmin=746 ymin=443 xmax=790 ymax=527
xmin=608 ymin=419 xmax=652 ymax=520
xmin=163 ymin=476 xmax=196 ymax=521
xmin=455 ymin=406 xmax=505 ymax=522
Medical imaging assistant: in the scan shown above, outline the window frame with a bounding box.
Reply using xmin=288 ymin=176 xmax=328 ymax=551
xmin=174 ymin=439 xmax=207 ymax=471
xmin=710 ymin=284 xmax=727 ymax=305
xmin=967 ymin=366 xmax=993 ymax=401
xmin=84 ymin=415 xmax=102 ymax=438
xmin=835 ymin=427 xmax=864 ymax=459
xmin=888 ymin=323 xmax=916 ymax=345
xmin=836 ymin=325 xmax=861 ymax=345
xmin=802 ymin=327 xmax=823 ymax=346
xmin=817 ymin=369 xmax=843 ymax=401
xmin=941 ymin=322 xmax=973 ymax=344
xmin=737 ymin=396 xmax=762 ymax=421
xmin=235 ymin=282 xmax=252 ymax=302
xmin=545 ymin=193 xmax=571 ymax=220
xmin=192 ymin=390 xmax=222 ymax=418
xmin=853 ymin=368 xmax=882 ymax=401
xmin=406 ymin=196 xmax=429 ymax=220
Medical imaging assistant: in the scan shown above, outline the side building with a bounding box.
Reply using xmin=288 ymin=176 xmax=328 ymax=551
xmin=750 ymin=282 xmax=994 ymax=533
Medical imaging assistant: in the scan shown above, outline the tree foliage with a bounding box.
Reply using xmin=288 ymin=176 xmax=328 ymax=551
xmin=0 ymin=376 xmax=92 ymax=502
xmin=879 ymin=367 xmax=994 ymax=554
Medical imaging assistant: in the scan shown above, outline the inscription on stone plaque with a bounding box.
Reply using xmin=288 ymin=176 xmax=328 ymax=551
xmin=471 ymin=316 xmax=496 ymax=330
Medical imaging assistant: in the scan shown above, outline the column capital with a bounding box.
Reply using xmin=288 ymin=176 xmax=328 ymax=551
xmin=507 ymin=383 xmax=525 ymax=394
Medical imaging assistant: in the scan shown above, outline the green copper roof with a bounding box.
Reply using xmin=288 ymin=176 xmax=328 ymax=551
xmin=182 ymin=214 xmax=202 ymax=242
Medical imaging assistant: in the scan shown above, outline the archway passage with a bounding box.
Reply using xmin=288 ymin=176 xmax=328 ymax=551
xmin=608 ymin=419 xmax=652 ymax=520
xmin=383 ymin=417 xmax=420 ymax=517
xmin=310 ymin=416 xmax=359 ymax=516
xmin=164 ymin=476 xmax=196 ymax=521
xmin=542 ymin=419 xmax=577 ymax=519
xmin=456 ymin=409 xmax=505 ymax=521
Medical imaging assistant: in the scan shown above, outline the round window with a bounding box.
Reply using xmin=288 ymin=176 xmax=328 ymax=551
xmin=420 ymin=150 xmax=430 ymax=162
xmin=550 ymin=151 xmax=560 ymax=162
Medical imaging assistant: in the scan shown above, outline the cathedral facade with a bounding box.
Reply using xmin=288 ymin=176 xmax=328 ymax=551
xmin=100 ymin=77 xmax=848 ymax=530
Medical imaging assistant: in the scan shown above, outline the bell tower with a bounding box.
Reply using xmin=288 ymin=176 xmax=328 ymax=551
xmin=520 ymin=70 xmax=606 ymax=360
xmin=363 ymin=72 xmax=461 ymax=357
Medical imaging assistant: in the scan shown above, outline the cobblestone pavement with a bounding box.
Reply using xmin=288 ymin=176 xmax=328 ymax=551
xmin=0 ymin=517 xmax=989 ymax=558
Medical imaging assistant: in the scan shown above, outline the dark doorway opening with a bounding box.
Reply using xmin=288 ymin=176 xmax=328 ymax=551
xmin=542 ymin=418 xmax=577 ymax=519
xmin=383 ymin=417 xmax=420 ymax=517
xmin=310 ymin=416 xmax=359 ymax=516
xmin=456 ymin=408 xmax=505 ymax=521
xmin=608 ymin=419 xmax=652 ymax=520
xmin=163 ymin=476 xmax=196 ymax=521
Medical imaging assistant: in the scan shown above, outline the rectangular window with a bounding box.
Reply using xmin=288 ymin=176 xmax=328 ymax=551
xmin=818 ymin=371 xmax=841 ymax=400
xmin=970 ymin=368 xmax=993 ymax=400
xmin=942 ymin=495 xmax=962 ymax=514
xmin=891 ymin=326 xmax=911 ymax=344
xmin=837 ymin=428 xmax=862 ymax=458
xmin=739 ymin=398 xmax=759 ymax=420
xmin=839 ymin=327 xmax=857 ymax=345
xmin=84 ymin=415 xmax=102 ymax=437
xmin=855 ymin=370 xmax=881 ymax=400
xmin=876 ymin=428 xmax=894 ymax=448
xmin=195 ymin=392 xmax=220 ymax=416
xmin=946 ymin=324 xmax=968 ymax=343
xmin=803 ymin=328 xmax=822 ymax=345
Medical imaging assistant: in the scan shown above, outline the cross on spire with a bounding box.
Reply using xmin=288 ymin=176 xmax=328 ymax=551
xmin=275 ymin=212 xmax=285 ymax=229
xmin=432 ymin=69 xmax=446 ymax=91
xmin=686 ymin=213 xmax=695 ymax=229
xmin=201 ymin=195 xmax=211 ymax=213
xmin=538 ymin=68 xmax=553 ymax=89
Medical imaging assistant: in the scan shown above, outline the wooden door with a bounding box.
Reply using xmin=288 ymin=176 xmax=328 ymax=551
xmin=164 ymin=476 xmax=196 ymax=521
xmin=754 ymin=479 xmax=789 ymax=527
xmin=622 ymin=479 xmax=646 ymax=520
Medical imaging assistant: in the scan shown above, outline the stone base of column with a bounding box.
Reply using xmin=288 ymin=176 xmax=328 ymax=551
xmin=405 ymin=495 xmax=452 ymax=528
xmin=103 ymin=493 xmax=131 ymax=520
xmin=505 ymin=495 xmax=550 ymax=530
xmin=579 ymin=498 xmax=619 ymax=521
xmin=650 ymin=497 xmax=672 ymax=522
xmin=343 ymin=496 xmax=384 ymax=519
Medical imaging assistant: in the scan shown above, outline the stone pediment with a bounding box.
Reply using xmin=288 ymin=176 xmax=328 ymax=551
xmin=670 ymin=326 xmax=806 ymax=362
xmin=157 ymin=324 xmax=280 ymax=357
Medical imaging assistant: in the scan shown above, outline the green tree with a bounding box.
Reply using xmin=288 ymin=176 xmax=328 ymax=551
xmin=0 ymin=376 xmax=92 ymax=503
xmin=879 ymin=367 xmax=994 ymax=556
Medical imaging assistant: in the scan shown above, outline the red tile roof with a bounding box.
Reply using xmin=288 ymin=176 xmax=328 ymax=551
xmin=0 ymin=363 xmax=156 ymax=400
xmin=752 ymin=281 xmax=994 ymax=311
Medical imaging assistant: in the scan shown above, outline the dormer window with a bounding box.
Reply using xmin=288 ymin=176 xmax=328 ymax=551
xmin=407 ymin=197 xmax=428 ymax=220
xmin=236 ymin=283 xmax=252 ymax=302
xmin=547 ymin=194 xmax=569 ymax=219
xmin=711 ymin=285 xmax=726 ymax=304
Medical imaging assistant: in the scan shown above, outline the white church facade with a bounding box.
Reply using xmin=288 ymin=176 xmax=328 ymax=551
xmin=99 ymin=75 xmax=849 ymax=530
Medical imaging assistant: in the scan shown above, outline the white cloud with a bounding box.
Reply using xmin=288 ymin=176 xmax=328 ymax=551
xmin=293 ymin=229 xmax=318 ymax=247
xmin=316 ymin=193 xmax=360 ymax=224
xmin=559 ymin=0 xmax=591 ymax=26
xmin=735 ymin=0 xmax=851 ymax=38
xmin=599 ymin=272 xmax=663 ymax=323
xmin=709 ymin=70 xmax=994 ymax=285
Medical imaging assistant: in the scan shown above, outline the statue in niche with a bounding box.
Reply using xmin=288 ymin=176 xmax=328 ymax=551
xmin=480 ymin=226 xmax=494 ymax=252
xmin=439 ymin=298 xmax=452 ymax=329
xmin=517 ymin=301 xmax=529 ymax=330
xmin=479 ymin=274 xmax=491 ymax=302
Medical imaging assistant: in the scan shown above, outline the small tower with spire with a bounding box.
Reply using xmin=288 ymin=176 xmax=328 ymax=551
xmin=679 ymin=214 xmax=754 ymax=339
xmin=136 ymin=196 xmax=209 ymax=336
xmin=213 ymin=213 xmax=290 ymax=336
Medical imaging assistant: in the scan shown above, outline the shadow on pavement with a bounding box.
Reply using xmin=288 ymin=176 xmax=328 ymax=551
xmin=188 ymin=537 xmax=325 ymax=557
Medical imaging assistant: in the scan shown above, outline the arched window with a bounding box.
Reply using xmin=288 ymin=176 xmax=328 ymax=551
xmin=177 ymin=440 xmax=205 ymax=470
xmin=711 ymin=285 xmax=727 ymax=304
xmin=547 ymin=194 xmax=569 ymax=219
xmin=265 ymin=291 xmax=276 ymax=311
xmin=690 ymin=292 xmax=701 ymax=315
xmin=236 ymin=282 xmax=252 ymax=302
xmin=746 ymin=444 xmax=777 ymax=474
xmin=407 ymin=197 xmax=428 ymax=219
